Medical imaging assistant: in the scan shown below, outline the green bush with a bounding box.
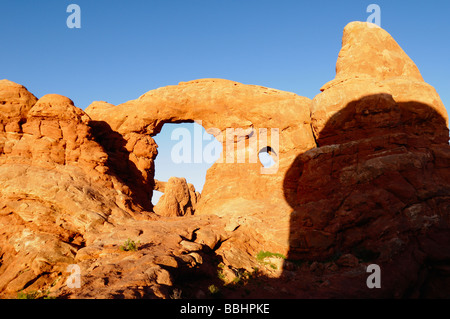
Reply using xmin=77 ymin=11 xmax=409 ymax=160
xmin=256 ymin=251 xmax=286 ymax=270
xmin=17 ymin=289 xmax=55 ymax=299
xmin=208 ymin=284 xmax=220 ymax=296
xmin=120 ymin=238 xmax=140 ymax=252
xmin=256 ymin=251 xmax=286 ymax=261
xmin=17 ymin=291 xmax=40 ymax=299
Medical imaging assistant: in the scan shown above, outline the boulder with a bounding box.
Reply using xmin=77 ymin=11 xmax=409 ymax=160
xmin=153 ymin=177 xmax=199 ymax=217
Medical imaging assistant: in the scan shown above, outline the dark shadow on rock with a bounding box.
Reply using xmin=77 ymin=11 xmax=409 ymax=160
xmin=89 ymin=120 xmax=155 ymax=211
xmin=281 ymin=94 xmax=450 ymax=298
xmin=78 ymin=96 xmax=450 ymax=300
xmin=158 ymin=94 xmax=450 ymax=300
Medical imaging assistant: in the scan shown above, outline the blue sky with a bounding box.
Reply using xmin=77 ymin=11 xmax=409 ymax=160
xmin=1 ymin=1 xmax=449 ymax=203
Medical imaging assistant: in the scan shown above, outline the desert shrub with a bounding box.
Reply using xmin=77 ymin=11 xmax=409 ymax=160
xmin=120 ymin=238 xmax=140 ymax=252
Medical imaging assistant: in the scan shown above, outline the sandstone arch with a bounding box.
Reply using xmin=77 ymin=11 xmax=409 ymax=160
xmin=85 ymin=78 xmax=316 ymax=252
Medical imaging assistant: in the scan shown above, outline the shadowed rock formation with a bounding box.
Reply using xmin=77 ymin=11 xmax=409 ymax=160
xmin=281 ymin=22 xmax=450 ymax=298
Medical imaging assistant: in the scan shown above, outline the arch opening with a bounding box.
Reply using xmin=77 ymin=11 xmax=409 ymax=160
xmin=258 ymin=146 xmax=277 ymax=168
xmin=151 ymin=122 xmax=222 ymax=206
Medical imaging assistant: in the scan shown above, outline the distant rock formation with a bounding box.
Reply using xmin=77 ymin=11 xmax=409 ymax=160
xmin=0 ymin=22 xmax=449 ymax=299
xmin=153 ymin=177 xmax=200 ymax=217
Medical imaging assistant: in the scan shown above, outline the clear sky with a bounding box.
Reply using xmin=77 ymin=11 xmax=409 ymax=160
xmin=1 ymin=1 xmax=449 ymax=203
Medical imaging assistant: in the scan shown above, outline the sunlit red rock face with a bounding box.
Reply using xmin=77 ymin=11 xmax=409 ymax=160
xmin=0 ymin=22 xmax=449 ymax=299
xmin=0 ymin=83 xmax=152 ymax=296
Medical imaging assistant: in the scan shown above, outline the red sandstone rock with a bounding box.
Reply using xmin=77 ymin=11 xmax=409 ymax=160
xmin=153 ymin=177 xmax=200 ymax=217
xmin=0 ymin=88 xmax=143 ymax=296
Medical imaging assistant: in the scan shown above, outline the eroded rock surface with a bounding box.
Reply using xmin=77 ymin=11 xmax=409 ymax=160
xmin=153 ymin=177 xmax=200 ymax=217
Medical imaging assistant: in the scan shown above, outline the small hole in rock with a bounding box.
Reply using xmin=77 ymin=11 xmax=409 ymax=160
xmin=258 ymin=146 xmax=277 ymax=168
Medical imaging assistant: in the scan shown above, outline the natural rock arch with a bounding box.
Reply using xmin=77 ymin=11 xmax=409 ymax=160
xmin=85 ymin=78 xmax=316 ymax=250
